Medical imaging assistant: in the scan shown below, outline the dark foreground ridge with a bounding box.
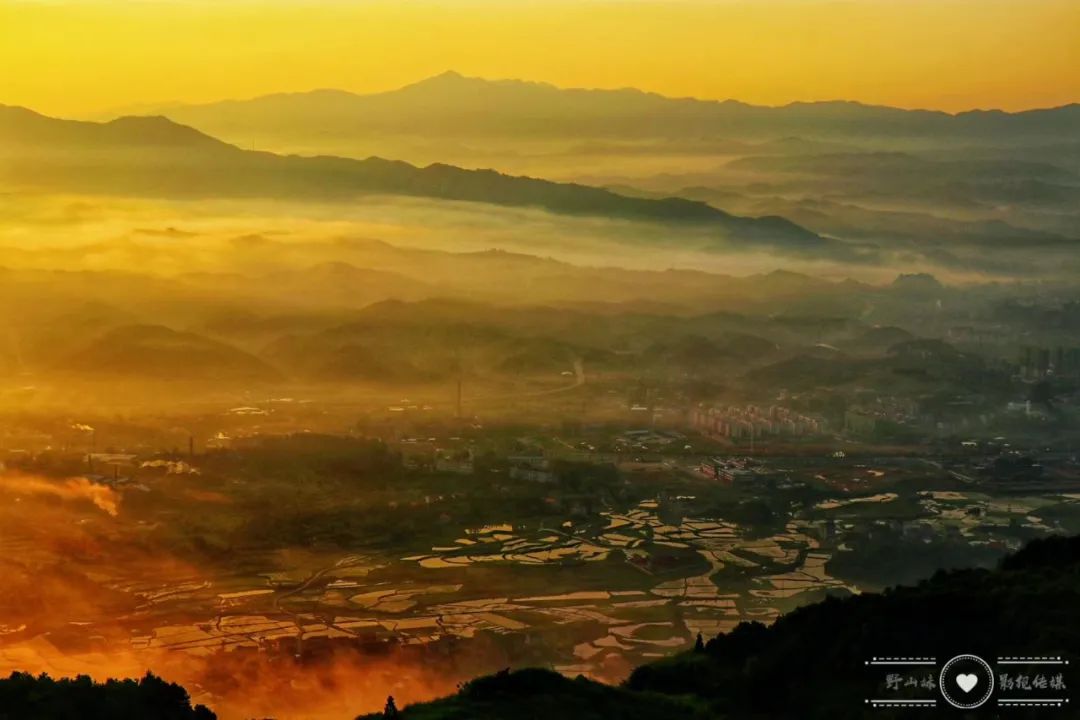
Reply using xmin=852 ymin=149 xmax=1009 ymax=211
xmin=2 ymin=536 xmax=1076 ymax=719
xmin=0 ymin=671 xmax=215 ymax=720
xmin=360 ymin=534 xmax=1080 ymax=719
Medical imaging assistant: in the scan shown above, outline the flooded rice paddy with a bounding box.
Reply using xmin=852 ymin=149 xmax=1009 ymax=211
xmin=5 ymin=488 xmax=1076 ymax=688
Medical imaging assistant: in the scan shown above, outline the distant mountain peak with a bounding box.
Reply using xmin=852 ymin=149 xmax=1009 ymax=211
xmin=105 ymin=114 xmax=218 ymax=140
xmin=0 ymin=104 xmax=44 ymax=119
xmin=401 ymin=70 xmax=557 ymax=95
xmin=892 ymin=272 xmax=945 ymax=294
xmin=405 ymin=70 xmax=487 ymax=90
xmin=1 ymin=107 xmax=230 ymax=149
xmin=432 ymin=69 xmax=466 ymax=81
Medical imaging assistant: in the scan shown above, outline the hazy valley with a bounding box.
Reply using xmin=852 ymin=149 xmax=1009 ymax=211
xmin=1 ymin=65 xmax=1079 ymax=720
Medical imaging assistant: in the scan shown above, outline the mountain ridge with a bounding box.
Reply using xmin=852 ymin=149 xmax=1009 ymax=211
xmin=0 ymin=106 xmax=833 ymax=252
xmin=131 ymin=71 xmax=1080 ymax=119
xmin=137 ymin=71 xmax=1080 ymax=143
xmin=0 ymin=104 xmax=230 ymax=149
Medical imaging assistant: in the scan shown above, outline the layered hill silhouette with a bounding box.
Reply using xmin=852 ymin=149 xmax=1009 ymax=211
xmin=729 ymin=151 xmax=1077 ymax=182
xmin=55 ymin=324 xmax=280 ymax=382
xmin=0 ymin=104 xmax=826 ymax=251
xmin=151 ymin=71 xmax=1080 ymax=143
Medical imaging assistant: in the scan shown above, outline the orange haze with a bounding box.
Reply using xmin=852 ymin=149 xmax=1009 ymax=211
xmin=0 ymin=472 xmax=461 ymax=718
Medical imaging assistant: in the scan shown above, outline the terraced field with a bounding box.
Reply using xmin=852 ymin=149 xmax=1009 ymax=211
xmin=4 ymin=484 xmax=1076 ymax=695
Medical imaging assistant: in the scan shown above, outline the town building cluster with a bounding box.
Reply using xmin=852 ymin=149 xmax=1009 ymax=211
xmin=690 ymin=404 xmax=824 ymax=440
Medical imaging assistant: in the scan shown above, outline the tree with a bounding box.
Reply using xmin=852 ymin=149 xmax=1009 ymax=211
xmin=383 ymin=695 xmax=400 ymax=719
xmin=693 ymin=632 xmax=705 ymax=653
xmin=1030 ymin=380 xmax=1057 ymax=410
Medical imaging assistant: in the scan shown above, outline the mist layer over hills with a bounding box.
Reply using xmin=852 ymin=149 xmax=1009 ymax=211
xmin=6 ymin=90 xmax=1080 ymax=278
xmin=0 ymin=227 xmax=1045 ymax=408
xmin=132 ymin=72 xmax=1080 ymax=194
xmin=15 ymin=72 xmax=1079 ymax=279
xmin=1 ymin=72 xmax=1078 ymax=401
xmin=0 ymin=105 xmax=828 ymax=255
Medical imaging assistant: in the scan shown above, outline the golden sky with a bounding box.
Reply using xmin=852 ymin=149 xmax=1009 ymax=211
xmin=2 ymin=0 xmax=1078 ymax=117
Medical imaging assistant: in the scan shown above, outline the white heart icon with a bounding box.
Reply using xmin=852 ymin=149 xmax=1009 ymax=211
xmin=956 ymin=674 xmax=979 ymax=693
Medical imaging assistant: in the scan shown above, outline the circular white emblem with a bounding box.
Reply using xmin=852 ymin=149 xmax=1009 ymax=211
xmin=939 ymin=654 xmax=995 ymax=710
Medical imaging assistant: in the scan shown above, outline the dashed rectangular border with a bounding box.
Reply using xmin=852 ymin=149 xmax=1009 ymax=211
xmin=866 ymin=699 xmax=937 ymax=708
xmin=998 ymin=657 xmax=1069 ymax=666
xmin=999 ymin=699 xmax=1069 ymax=708
xmin=865 ymin=656 xmax=936 ymax=666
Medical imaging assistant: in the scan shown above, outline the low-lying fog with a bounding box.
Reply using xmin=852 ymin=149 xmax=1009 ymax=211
xmin=0 ymin=191 xmax=1064 ymax=283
